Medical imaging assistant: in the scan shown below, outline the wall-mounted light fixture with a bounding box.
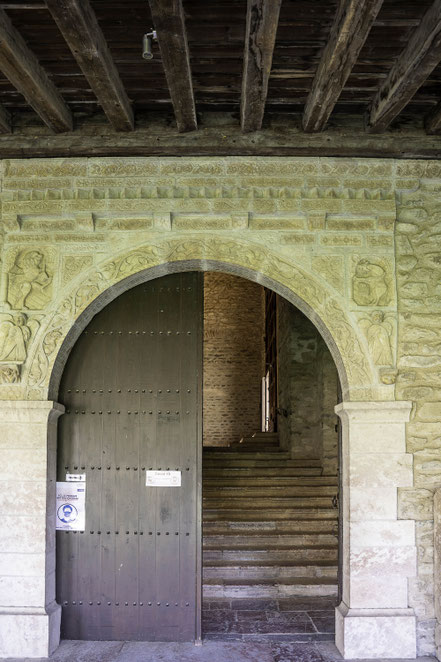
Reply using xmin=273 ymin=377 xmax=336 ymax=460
xmin=142 ymin=30 xmax=157 ymax=60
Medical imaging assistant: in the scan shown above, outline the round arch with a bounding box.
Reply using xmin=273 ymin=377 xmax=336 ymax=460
xmin=23 ymin=236 xmax=378 ymax=401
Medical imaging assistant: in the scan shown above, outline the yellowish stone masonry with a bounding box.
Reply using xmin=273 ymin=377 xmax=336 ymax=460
xmin=0 ymin=156 xmax=439 ymax=657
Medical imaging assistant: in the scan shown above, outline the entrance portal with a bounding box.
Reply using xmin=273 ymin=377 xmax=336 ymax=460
xmin=56 ymin=273 xmax=203 ymax=641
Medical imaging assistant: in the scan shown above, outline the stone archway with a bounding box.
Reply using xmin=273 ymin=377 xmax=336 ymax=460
xmin=0 ymin=235 xmax=416 ymax=659
xmin=23 ymin=236 xmax=380 ymax=402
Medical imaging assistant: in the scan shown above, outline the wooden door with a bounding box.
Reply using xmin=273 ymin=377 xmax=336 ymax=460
xmin=56 ymin=273 xmax=203 ymax=641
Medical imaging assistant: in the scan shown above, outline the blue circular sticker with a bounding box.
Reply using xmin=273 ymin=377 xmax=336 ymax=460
xmin=57 ymin=503 xmax=78 ymax=524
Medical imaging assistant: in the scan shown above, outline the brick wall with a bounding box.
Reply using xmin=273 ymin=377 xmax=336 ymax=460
xmin=203 ymin=272 xmax=265 ymax=446
xmin=277 ymin=296 xmax=339 ymax=473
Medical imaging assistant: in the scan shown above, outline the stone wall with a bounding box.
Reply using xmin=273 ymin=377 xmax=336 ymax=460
xmin=277 ymin=297 xmax=339 ymax=473
xmin=395 ymin=164 xmax=441 ymax=656
xmin=203 ymin=272 xmax=264 ymax=446
xmin=0 ymin=156 xmax=439 ymax=657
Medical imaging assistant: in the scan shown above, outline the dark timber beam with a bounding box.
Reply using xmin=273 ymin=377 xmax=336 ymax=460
xmin=241 ymin=0 xmax=282 ymax=133
xmin=148 ymin=0 xmax=197 ymax=133
xmin=0 ymin=114 xmax=439 ymax=159
xmin=46 ymin=0 xmax=134 ymax=132
xmin=368 ymin=0 xmax=441 ymax=133
xmin=426 ymin=102 xmax=441 ymax=134
xmin=0 ymin=104 xmax=11 ymax=133
xmin=0 ymin=7 xmax=72 ymax=132
xmin=303 ymin=0 xmax=384 ymax=133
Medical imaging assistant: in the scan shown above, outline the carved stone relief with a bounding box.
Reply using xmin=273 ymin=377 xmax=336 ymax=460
xmin=0 ymin=313 xmax=40 ymax=384
xmin=6 ymin=248 xmax=54 ymax=310
xmin=352 ymin=257 xmax=392 ymax=306
xmin=359 ymin=311 xmax=394 ymax=366
xmin=25 ymin=238 xmax=376 ymax=399
xmin=62 ymin=254 xmax=94 ymax=285
xmin=311 ymin=255 xmax=344 ymax=294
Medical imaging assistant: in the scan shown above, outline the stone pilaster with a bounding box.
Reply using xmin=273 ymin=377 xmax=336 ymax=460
xmin=435 ymin=489 xmax=441 ymax=661
xmin=335 ymin=401 xmax=417 ymax=659
xmin=0 ymin=401 xmax=64 ymax=658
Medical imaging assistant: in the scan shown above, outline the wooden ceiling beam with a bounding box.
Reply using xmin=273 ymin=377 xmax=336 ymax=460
xmin=426 ymin=102 xmax=441 ymax=134
xmin=368 ymin=0 xmax=441 ymax=133
xmin=0 ymin=105 xmax=11 ymax=133
xmin=0 ymin=7 xmax=72 ymax=132
xmin=303 ymin=0 xmax=384 ymax=133
xmin=46 ymin=0 xmax=134 ymax=132
xmin=241 ymin=0 xmax=282 ymax=133
xmin=148 ymin=0 xmax=197 ymax=133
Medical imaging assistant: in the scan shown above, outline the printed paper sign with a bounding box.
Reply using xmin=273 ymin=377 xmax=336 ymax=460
xmin=146 ymin=470 xmax=181 ymax=487
xmin=66 ymin=473 xmax=86 ymax=482
xmin=56 ymin=482 xmax=86 ymax=531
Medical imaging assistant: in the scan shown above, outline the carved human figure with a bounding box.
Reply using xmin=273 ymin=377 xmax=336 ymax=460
xmin=7 ymin=249 xmax=53 ymax=310
xmin=352 ymin=258 xmax=390 ymax=306
xmin=363 ymin=311 xmax=393 ymax=366
xmin=0 ymin=364 xmax=20 ymax=384
xmin=0 ymin=313 xmax=32 ymax=362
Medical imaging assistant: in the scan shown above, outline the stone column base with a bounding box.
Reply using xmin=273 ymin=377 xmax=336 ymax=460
xmin=336 ymin=602 xmax=417 ymax=659
xmin=0 ymin=602 xmax=61 ymax=658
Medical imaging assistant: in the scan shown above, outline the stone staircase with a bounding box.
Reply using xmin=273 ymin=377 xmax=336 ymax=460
xmin=202 ymin=432 xmax=339 ymax=599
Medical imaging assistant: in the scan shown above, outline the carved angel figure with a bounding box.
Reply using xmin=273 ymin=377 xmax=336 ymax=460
xmin=359 ymin=311 xmax=393 ymax=366
xmin=0 ymin=313 xmax=38 ymax=363
xmin=352 ymin=258 xmax=390 ymax=306
xmin=7 ymin=249 xmax=53 ymax=310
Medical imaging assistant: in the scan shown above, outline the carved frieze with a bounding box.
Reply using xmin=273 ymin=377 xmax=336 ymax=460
xmin=359 ymin=311 xmax=394 ymax=366
xmin=6 ymin=248 xmax=54 ymax=310
xmin=352 ymin=257 xmax=392 ymax=306
xmin=62 ymin=254 xmax=94 ymax=285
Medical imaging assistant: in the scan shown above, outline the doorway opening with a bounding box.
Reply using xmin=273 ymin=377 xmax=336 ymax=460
xmin=55 ymin=269 xmax=340 ymax=644
xmin=202 ymin=273 xmax=340 ymax=642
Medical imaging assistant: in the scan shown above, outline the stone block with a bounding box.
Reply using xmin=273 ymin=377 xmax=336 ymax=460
xmin=326 ymin=216 xmax=376 ymax=231
xmin=398 ymin=488 xmax=434 ymax=520
xmin=350 ymin=422 xmax=406 ymax=453
xmin=350 ymin=520 xmax=415 ymax=547
xmin=0 ymin=575 xmax=46 ymax=607
xmin=349 ymin=573 xmax=410 ymax=609
xmin=0 ymin=602 xmax=61 ymax=658
xmin=349 ymin=487 xmax=397 ymax=520
xmin=350 ymin=453 xmax=413 ymax=488
xmin=336 ymin=604 xmax=416 ymax=659
xmin=320 ymin=234 xmax=363 ymax=246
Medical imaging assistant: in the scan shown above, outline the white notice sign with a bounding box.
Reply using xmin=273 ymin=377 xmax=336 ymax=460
xmin=56 ymin=482 xmax=86 ymax=531
xmin=66 ymin=473 xmax=86 ymax=482
xmin=146 ymin=470 xmax=181 ymax=487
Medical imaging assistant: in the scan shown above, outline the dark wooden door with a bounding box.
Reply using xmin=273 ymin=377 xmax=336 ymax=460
xmin=264 ymin=288 xmax=277 ymax=432
xmin=56 ymin=273 xmax=203 ymax=642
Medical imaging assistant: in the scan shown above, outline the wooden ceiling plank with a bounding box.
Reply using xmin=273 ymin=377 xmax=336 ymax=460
xmin=148 ymin=0 xmax=197 ymax=133
xmin=303 ymin=0 xmax=384 ymax=132
xmin=368 ymin=0 xmax=441 ymax=133
xmin=0 ymin=7 xmax=72 ymax=132
xmin=46 ymin=0 xmax=134 ymax=132
xmin=241 ymin=0 xmax=282 ymax=133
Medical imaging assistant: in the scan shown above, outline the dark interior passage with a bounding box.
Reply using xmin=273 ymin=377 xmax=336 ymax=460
xmin=202 ymin=276 xmax=340 ymax=641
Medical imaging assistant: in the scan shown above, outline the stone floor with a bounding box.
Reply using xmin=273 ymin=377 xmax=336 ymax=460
xmin=4 ymin=641 xmax=437 ymax=662
xmin=202 ymin=597 xmax=336 ymax=641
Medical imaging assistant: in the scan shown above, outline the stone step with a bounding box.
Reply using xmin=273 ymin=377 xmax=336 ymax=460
xmin=202 ymin=577 xmax=338 ymax=599
xmin=203 ymin=508 xmax=338 ymax=521
xmin=203 ymin=533 xmax=338 ymax=548
xmin=203 ymin=459 xmax=322 ymax=468
xmin=203 ymin=497 xmax=335 ymax=509
xmin=203 ymin=486 xmax=338 ymax=498
xmin=203 ymin=451 xmax=292 ymax=460
xmin=203 ymin=467 xmax=323 ymax=477
xmin=228 ymin=444 xmax=282 ymax=452
xmin=203 ymin=547 xmax=338 ymax=563
xmin=203 ymin=520 xmax=338 ymax=535
xmin=203 ymin=562 xmax=338 ymax=580
xmin=203 ymin=476 xmax=339 ymax=487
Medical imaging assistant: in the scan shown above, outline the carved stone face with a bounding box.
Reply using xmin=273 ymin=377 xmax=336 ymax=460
xmin=355 ymin=259 xmax=384 ymax=280
xmin=371 ymin=311 xmax=384 ymax=324
xmin=19 ymin=250 xmax=44 ymax=271
xmin=13 ymin=313 xmax=27 ymax=327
